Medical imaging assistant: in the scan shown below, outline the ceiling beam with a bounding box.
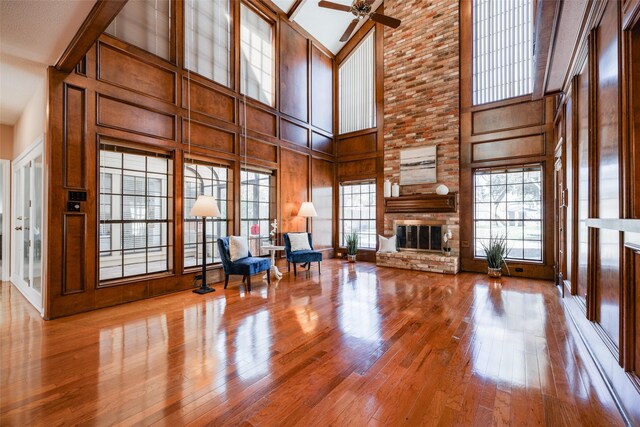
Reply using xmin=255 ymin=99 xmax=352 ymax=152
xmin=532 ymin=0 xmax=561 ymax=99
xmin=287 ymin=0 xmax=308 ymax=20
xmin=55 ymin=0 xmax=128 ymax=73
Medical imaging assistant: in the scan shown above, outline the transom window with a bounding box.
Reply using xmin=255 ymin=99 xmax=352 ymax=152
xmin=339 ymin=180 xmax=376 ymax=249
xmin=240 ymin=169 xmax=275 ymax=256
xmin=106 ymin=0 xmax=172 ymax=61
xmin=474 ymin=165 xmax=543 ymax=261
xmin=473 ymin=0 xmax=533 ymax=105
xmin=184 ymin=0 xmax=231 ymax=87
xmin=240 ymin=3 xmax=274 ymax=106
xmin=99 ymin=145 xmax=173 ymax=281
xmin=338 ymin=29 xmax=375 ymax=134
xmin=183 ymin=160 xmax=229 ymax=268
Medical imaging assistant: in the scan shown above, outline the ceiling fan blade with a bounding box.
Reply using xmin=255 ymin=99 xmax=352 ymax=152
xmin=340 ymin=19 xmax=359 ymax=42
xmin=318 ymin=1 xmax=351 ymax=12
xmin=370 ymin=12 xmax=401 ymax=29
xmin=365 ymin=0 xmax=375 ymax=4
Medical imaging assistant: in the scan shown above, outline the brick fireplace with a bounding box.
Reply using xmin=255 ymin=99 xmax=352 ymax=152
xmin=377 ymin=0 xmax=460 ymax=274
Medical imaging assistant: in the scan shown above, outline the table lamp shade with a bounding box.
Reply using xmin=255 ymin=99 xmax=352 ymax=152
xmin=298 ymin=201 xmax=317 ymax=218
xmin=190 ymin=195 xmax=221 ymax=217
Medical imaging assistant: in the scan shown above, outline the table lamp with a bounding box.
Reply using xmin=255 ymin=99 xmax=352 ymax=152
xmin=190 ymin=195 xmax=221 ymax=294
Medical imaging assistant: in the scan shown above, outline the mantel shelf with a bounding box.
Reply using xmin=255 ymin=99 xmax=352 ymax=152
xmin=384 ymin=193 xmax=458 ymax=214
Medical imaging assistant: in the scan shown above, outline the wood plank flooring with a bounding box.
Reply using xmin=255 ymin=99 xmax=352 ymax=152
xmin=0 ymin=260 xmax=626 ymax=426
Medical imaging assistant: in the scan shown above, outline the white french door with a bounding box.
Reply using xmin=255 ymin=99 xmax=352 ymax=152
xmin=12 ymin=140 xmax=43 ymax=313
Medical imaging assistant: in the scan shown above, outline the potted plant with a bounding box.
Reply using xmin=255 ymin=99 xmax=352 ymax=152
xmin=345 ymin=232 xmax=359 ymax=263
xmin=481 ymin=236 xmax=510 ymax=278
xmin=442 ymin=229 xmax=453 ymax=256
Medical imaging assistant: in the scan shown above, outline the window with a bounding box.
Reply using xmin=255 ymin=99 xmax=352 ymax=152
xmin=183 ymin=160 xmax=229 ymax=268
xmin=240 ymin=3 xmax=274 ymax=106
xmin=184 ymin=0 xmax=231 ymax=86
xmin=339 ymin=181 xmax=376 ymax=249
xmin=240 ymin=169 xmax=275 ymax=256
xmin=339 ymin=30 xmax=375 ymax=134
xmin=99 ymin=145 xmax=173 ymax=281
xmin=474 ymin=165 xmax=543 ymax=261
xmin=106 ymin=0 xmax=172 ymax=61
xmin=473 ymin=0 xmax=533 ymax=105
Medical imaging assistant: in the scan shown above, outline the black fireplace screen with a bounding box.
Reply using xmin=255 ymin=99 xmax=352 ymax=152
xmin=396 ymin=225 xmax=442 ymax=252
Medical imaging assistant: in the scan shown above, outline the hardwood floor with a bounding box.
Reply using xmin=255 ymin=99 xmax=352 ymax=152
xmin=0 ymin=260 xmax=626 ymax=426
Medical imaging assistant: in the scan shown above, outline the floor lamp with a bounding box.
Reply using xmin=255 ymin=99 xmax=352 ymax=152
xmin=298 ymin=201 xmax=317 ymax=233
xmin=190 ymin=195 xmax=221 ymax=294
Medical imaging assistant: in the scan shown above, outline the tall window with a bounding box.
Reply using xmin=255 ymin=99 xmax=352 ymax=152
xmin=473 ymin=0 xmax=533 ymax=105
xmin=339 ymin=181 xmax=376 ymax=249
xmin=184 ymin=0 xmax=231 ymax=86
xmin=240 ymin=4 xmax=274 ymax=106
xmin=99 ymin=145 xmax=172 ymax=281
xmin=474 ymin=165 xmax=543 ymax=261
xmin=240 ymin=169 xmax=275 ymax=256
xmin=339 ymin=30 xmax=375 ymax=134
xmin=106 ymin=0 xmax=172 ymax=61
xmin=183 ymin=160 xmax=229 ymax=268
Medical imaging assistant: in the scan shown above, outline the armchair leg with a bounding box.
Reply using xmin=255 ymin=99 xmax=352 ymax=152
xmin=267 ymin=271 xmax=271 ymax=285
xmin=293 ymin=263 xmax=297 ymax=277
xmin=242 ymin=275 xmax=246 ymax=283
xmin=318 ymin=262 xmax=321 ymax=275
xmin=224 ymin=274 xmax=229 ymax=289
xmin=288 ymin=261 xmax=290 ymax=272
xmin=246 ymin=275 xmax=252 ymax=292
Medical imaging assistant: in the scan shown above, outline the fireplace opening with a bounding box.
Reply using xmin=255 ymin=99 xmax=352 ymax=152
xmin=395 ymin=220 xmax=443 ymax=252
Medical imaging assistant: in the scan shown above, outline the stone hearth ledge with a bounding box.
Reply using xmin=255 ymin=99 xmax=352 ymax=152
xmin=376 ymin=251 xmax=460 ymax=274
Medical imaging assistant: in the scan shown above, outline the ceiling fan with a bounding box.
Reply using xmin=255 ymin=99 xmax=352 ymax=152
xmin=318 ymin=1 xmax=401 ymax=42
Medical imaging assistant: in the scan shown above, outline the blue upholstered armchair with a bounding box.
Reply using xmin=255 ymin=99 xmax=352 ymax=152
xmin=217 ymin=237 xmax=271 ymax=291
xmin=283 ymin=233 xmax=322 ymax=277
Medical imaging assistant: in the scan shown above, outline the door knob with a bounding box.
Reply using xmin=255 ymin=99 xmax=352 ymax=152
xmin=15 ymin=226 xmax=22 ymax=231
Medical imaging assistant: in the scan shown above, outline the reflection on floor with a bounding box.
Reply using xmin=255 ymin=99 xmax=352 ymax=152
xmin=0 ymin=260 xmax=625 ymax=426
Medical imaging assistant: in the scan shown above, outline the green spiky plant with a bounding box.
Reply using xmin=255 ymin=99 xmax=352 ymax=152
xmin=345 ymin=232 xmax=359 ymax=256
xmin=481 ymin=235 xmax=510 ymax=275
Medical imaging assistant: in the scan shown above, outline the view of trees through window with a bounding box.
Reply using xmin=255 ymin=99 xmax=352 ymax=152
xmin=474 ymin=165 xmax=543 ymax=261
xmin=339 ymin=181 xmax=376 ymax=249
xmin=240 ymin=169 xmax=275 ymax=256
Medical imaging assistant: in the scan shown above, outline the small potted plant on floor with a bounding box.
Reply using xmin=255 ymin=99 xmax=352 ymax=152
xmin=442 ymin=229 xmax=453 ymax=257
xmin=481 ymin=236 xmax=510 ymax=278
xmin=345 ymin=232 xmax=359 ymax=263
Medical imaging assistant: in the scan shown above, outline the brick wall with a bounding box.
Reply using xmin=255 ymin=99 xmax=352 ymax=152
xmin=383 ymin=0 xmax=460 ymax=254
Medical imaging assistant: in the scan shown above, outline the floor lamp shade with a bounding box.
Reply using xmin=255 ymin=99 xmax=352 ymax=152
xmin=298 ymin=201 xmax=317 ymax=218
xmin=190 ymin=195 xmax=221 ymax=218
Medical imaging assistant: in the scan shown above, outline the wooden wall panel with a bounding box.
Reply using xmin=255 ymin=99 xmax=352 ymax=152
xmin=472 ymin=100 xmax=543 ymax=134
xmin=279 ymin=22 xmax=308 ymax=123
xmin=182 ymin=78 xmax=234 ymax=123
xmin=312 ymin=131 xmax=333 ymax=155
xmin=566 ymin=94 xmax=575 ymax=286
xmin=97 ymin=95 xmax=175 ymax=140
xmin=311 ymin=45 xmax=333 ymax=133
xmin=576 ymin=58 xmax=590 ymax=307
xmin=471 ymin=135 xmax=545 ymax=162
xmin=241 ymin=103 xmax=277 ymax=137
xmin=311 ymin=158 xmax=333 ymax=250
xmin=98 ymin=43 xmax=176 ymax=103
xmin=243 ymin=138 xmax=277 ymax=163
xmin=281 ymin=149 xmax=308 ymax=233
xmin=337 ymin=133 xmax=377 ymax=157
xmin=64 ymin=84 xmax=86 ymax=189
xmin=596 ymin=0 xmax=621 ymax=349
xmin=281 ymin=118 xmax=308 ymax=147
xmin=338 ymin=158 xmax=377 ymax=178
xmin=182 ymin=119 xmax=234 ymax=153
xmin=62 ymin=214 xmax=86 ymax=295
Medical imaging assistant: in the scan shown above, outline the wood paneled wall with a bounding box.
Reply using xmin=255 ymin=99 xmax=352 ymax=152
xmin=45 ymin=0 xmax=335 ymax=318
xmin=553 ymin=0 xmax=640 ymax=423
xmin=460 ymin=0 xmax=556 ymax=280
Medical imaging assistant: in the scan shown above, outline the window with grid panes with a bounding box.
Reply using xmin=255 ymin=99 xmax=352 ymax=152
xmin=240 ymin=3 xmax=274 ymax=106
xmin=240 ymin=169 xmax=275 ymax=256
xmin=99 ymin=145 xmax=173 ymax=281
xmin=183 ymin=160 xmax=229 ymax=268
xmin=473 ymin=0 xmax=533 ymax=105
xmin=184 ymin=0 xmax=231 ymax=87
xmin=474 ymin=165 xmax=543 ymax=261
xmin=339 ymin=181 xmax=376 ymax=249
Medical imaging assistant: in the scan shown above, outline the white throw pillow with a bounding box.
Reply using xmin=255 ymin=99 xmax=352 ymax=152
xmin=288 ymin=233 xmax=311 ymax=252
xmin=229 ymin=236 xmax=249 ymax=261
xmin=378 ymin=235 xmax=397 ymax=253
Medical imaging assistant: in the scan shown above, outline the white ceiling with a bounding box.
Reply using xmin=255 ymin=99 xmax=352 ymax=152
xmin=0 ymin=0 xmax=97 ymax=125
xmin=273 ymin=0 xmax=384 ymax=54
xmin=545 ymin=0 xmax=588 ymax=93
